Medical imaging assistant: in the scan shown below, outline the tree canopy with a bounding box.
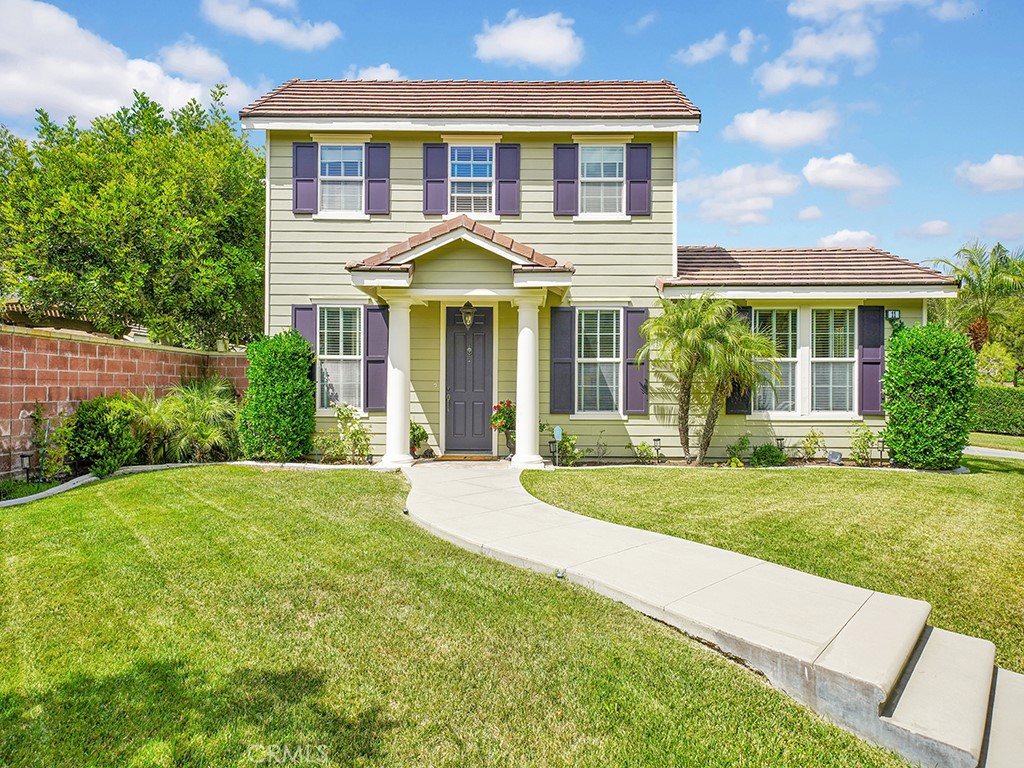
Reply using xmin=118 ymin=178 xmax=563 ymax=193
xmin=0 ymin=88 xmax=264 ymax=350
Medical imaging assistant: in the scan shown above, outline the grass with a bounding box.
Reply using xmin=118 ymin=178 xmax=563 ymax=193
xmin=0 ymin=466 xmax=907 ymax=767
xmin=522 ymin=455 xmax=1024 ymax=674
xmin=0 ymin=478 xmax=60 ymax=502
xmin=970 ymin=431 xmax=1024 ymax=452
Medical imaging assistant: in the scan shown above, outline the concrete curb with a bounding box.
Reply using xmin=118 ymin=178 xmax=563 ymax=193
xmin=543 ymin=462 xmax=971 ymax=474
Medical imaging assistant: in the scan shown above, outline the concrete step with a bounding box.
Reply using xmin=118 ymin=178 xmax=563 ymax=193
xmin=879 ymin=627 xmax=996 ymax=768
xmin=981 ymin=668 xmax=1024 ymax=768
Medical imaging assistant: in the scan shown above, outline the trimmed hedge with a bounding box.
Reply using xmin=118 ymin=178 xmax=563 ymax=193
xmin=238 ymin=329 xmax=317 ymax=461
xmin=970 ymin=385 xmax=1024 ymax=435
xmin=70 ymin=395 xmax=142 ymax=477
xmin=882 ymin=324 xmax=976 ymax=470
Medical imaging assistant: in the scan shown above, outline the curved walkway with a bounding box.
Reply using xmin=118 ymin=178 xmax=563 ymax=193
xmin=964 ymin=445 xmax=1024 ymax=460
xmin=404 ymin=461 xmax=1022 ymax=768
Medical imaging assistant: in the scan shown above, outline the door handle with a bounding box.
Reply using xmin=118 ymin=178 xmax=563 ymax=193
xmin=446 ymin=389 xmax=451 ymax=411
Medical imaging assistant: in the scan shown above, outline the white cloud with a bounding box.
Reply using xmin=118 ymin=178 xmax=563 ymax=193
xmin=755 ymin=60 xmax=836 ymax=94
xmin=818 ymin=228 xmax=880 ymax=247
xmin=787 ymin=16 xmax=878 ymax=67
xmin=787 ymin=0 xmax=930 ymax=22
xmin=473 ymin=10 xmax=583 ymax=70
xmin=955 ymin=154 xmax=1024 ymax=192
xmin=200 ymin=0 xmax=340 ymax=51
xmin=798 ymin=205 xmax=825 ymax=220
xmin=343 ymin=63 xmax=406 ymax=80
xmin=900 ymin=219 xmax=952 ymax=237
xmin=802 ymin=152 xmax=899 ymax=205
xmin=929 ymin=1 xmax=977 ymax=20
xmin=982 ymin=212 xmax=1024 ymax=242
xmin=729 ymin=28 xmax=761 ymax=64
xmin=724 ymin=108 xmax=838 ymax=150
xmin=0 ymin=0 xmax=262 ymax=124
xmin=679 ymin=163 xmax=801 ymax=225
xmin=673 ymin=32 xmax=728 ymax=65
xmin=626 ymin=12 xmax=656 ymax=34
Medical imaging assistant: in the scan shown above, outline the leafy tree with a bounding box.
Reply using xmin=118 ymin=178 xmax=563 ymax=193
xmin=0 ymin=87 xmax=264 ymax=349
xmin=932 ymin=242 xmax=1024 ymax=351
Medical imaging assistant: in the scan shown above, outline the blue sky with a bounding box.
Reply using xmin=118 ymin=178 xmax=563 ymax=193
xmin=2 ymin=0 xmax=1022 ymax=264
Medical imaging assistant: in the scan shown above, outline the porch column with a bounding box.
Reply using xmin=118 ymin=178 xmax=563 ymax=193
xmin=511 ymin=297 xmax=545 ymax=467
xmin=382 ymin=298 xmax=414 ymax=467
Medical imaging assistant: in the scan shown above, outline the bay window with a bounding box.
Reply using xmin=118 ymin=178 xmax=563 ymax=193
xmin=754 ymin=309 xmax=797 ymax=412
xmin=579 ymin=145 xmax=625 ymax=216
xmin=812 ymin=309 xmax=856 ymax=412
xmin=577 ymin=309 xmax=621 ymax=412
xmin=318 ymin=306 xmax=362 ymax=409
xmin=319 ymin=145 xmax=364 ymax=213
xmin=450 ymin=145 xmax=494 ymax=214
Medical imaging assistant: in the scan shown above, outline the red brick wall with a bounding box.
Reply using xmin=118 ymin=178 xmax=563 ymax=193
xmin=1 ymin=326 xmax=248 ymax=474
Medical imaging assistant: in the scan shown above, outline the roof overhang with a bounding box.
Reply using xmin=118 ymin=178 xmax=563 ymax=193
xmin=657 ymin=282 xmax=960 ymax=300
xmin=241 ymin=116 xmax=701 ymax=133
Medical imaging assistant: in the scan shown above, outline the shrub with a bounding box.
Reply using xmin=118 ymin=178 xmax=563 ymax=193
xmin=120 ymin=388 xmax=174 ymax=464
xmin=490 ymin=400 xmax=515 ymax=434
xmin=970 ymin=385 xmax=1024 ymax=435
xmin=725 ymin=433 xmax=751 ymax=462
xmin=626 ymin=441 xmax=657 ymax=465
xmin=311 ymin=431 xmax=350 ymax=464
xmin=750 ymin=443 xmax=787 ymax=467
xmin=333 ymin=402 xmax=372 ymax=464
xmin=238 ymin=330 xmax=316 ymax=461
xmin=164 ymin=377 xmax=240 ymax=462
xmin=410 ymin=421 xmax=429 ymax=455
xmin=554 ymin=431 xmax=588 ymax=466
xmin=850 ymin=423 xmax=877 ymax=466
xmin=882 ymin=324 xmax=976 ymax=469
xmin=30 ymin=404 xmax=74 ymax=481
xmin=976 ymin=342 xmax=1015 ymax=385
xmin=800 ymin=428 xmax=826 ymax=461
xmin=70 ymin=395 xmax=141 ymax=477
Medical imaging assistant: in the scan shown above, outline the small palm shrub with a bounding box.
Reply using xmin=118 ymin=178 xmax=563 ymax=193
xmin=164 ymin=377 xmax=239 ymax=462
xmin=120 ymin=388 xmax=175 ymax=464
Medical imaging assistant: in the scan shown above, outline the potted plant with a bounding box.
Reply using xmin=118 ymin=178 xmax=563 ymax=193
xmin=490 ymin=400 xmax=516 ymax=455
xmin=410 ymin=421 xmax=429 ymax=457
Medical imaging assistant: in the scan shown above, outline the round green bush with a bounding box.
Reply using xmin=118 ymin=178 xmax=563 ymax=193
xmin=750 ymin=443 xmax=787 ymax=467
xmin=883 ymin=324 xmax=976 ymax=469
xmin=237 ymin=329 xmax=317 ymax=461
xmin=70 ymin=395 xmax=142 ymax=477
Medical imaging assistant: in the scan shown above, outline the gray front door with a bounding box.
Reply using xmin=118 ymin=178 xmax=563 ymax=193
xmin=445 ymin=306 xmax=493 ymax=453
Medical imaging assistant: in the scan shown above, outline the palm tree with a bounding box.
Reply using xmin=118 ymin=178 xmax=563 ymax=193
xmin=120 ymin=388 xmax=173 ymax=464
xmin=694 ymin=316 xmax=780 ymax=464
xmin=932 ymin=242 xmax=1024 ymax=350
xmin=165 ymin=377 xmax=239 ymax=462
xmin=636 ymin=295 xmax=736 ymax=461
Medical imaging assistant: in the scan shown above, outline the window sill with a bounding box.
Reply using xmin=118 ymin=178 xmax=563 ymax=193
xmin=443 ymin=212 xmax=499 ymax=221
xmin=312 ymin=212 xmax=371 ymax=221
xmin=569 ymin=412 xmax=627 ymax=421
xmin=747 ymin=412 xmax=863 ymax=422
xmin=573 ymin=214 xmax=631 ymax=222
xmin=316 ymin=408 xmax=370 ymax=419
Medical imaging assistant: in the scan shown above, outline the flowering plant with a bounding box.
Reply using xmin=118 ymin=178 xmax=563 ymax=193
xmin=490 ymin=400 xmax=516 ymax=434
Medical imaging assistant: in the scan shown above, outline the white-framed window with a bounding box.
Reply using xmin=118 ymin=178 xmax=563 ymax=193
xmin=449 ymin=145 xmax=494 ymax=214
xmin=812 ymin=309 xmax=856 ymax=412
xmin=754 ymin=309 xmax=798 ymax=412
xmin=320 ymin=145 xmax=364 ymax=213
xmin=577 ymin=308 xmax=621 ymax=412
xmin=579 ymin=145 xmax=625 ymax=216
xmin=317 ymin=306 xmax=362 ymax=410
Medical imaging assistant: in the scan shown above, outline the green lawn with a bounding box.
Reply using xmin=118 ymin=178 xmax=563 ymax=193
xmin=0 ymin=466 xmax=906 ymax=767
xmin=970 ymin=431 xmax=1024 ymax=452
xmin=522 ymin=456 xmax=1024 ymax=674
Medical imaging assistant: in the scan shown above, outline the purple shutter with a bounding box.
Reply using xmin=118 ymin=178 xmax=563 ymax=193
xmin=550 ymin=306 xmax=576 ymax=413
xmin=423 ymin=143 xmax=448 ymax=215
xmin=725 ymin=306 xmax=753 ymax=415
xmin=623 ymin=307 xmax=649 ymax=415
xmin=292 ymin=142 xmax=318 ymax=214
xmin=552 ymin=143 xmax=579 ymax=216
xmin=364 ymin=305 xmax=389 ymax=412
xmin=626 ymin=143 xmax=652 ymax=216
xmin=858 ymin=306 xmax=885 ymax=415
xmin=364 ymin=143 xmax=390 ymax=215
xmin=292 ymin=304 xmax=316 ymax=348
xmin=495 ymin=143 xmax=521 ymax=215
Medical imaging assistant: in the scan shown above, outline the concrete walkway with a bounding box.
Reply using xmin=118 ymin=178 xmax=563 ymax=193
xmin=403 ymin=461 xmax=1020 ymax=768
xmin=964 ymin=445 xmax=1024 ymax=460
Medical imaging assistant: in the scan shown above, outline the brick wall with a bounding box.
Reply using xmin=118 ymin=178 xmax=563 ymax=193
xmin=1 ymin=326 xmax=248 ymax=474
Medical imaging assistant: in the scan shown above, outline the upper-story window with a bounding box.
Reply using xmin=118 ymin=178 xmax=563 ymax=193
xmin=320 ymin=145 xmax=364 ymax=213
xmin=450 ymin=145 xmax=494 ymax=214
xmin=812 ymin=309 xmax=856 ymax=412
xmin=754 ymin=309 xmax=797 ymax=412
xmin=579 ymin=145 xmax=625 ymax=216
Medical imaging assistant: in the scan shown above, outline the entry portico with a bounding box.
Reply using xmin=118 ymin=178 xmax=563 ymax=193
xmin=347 ymin=216 xmax=573 ymax=467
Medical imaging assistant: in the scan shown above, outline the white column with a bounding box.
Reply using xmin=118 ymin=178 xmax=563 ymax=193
xmin=511 ymin=297 xmax=545 ymax=467
xmin=382 ymin=298 xmax=414 ymax=467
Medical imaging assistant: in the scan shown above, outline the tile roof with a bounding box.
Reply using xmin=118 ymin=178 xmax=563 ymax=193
xmin=240 ymin=79 xmax=700 ymax=120
xmin=348 ymin=215 xmax=573 ymax=272
xmin=667 ymin=246 xmax=957 ymax=286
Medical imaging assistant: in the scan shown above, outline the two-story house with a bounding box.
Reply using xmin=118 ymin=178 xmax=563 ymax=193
xmin=239 ymin=79 xmax=957 ymax=466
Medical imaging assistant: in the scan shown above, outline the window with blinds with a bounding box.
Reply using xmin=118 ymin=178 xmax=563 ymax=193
xmin=579 ymin=145 xmax=625 ymax=215
xmin=449 ymin=146 xmax=494 ymax=214
xmin=811 ymin=309 xmax=855 ymax=411
xmin=318 ymin=306 xmax=362 ymax=409
xmin=320 ymin=145 xmax=364 ymax=212
xmin=577 ymin=309 xmax=621 ymax=412
xmin=754 ymin=309 xmax=797 ymax=412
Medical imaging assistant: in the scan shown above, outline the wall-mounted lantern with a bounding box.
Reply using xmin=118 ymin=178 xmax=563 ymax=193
xmin=460 ymin=302 xmax=476 ymax=329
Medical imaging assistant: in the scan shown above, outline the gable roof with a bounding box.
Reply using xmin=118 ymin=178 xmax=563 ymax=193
xmin=240 ymin=79 xmax=700 ymax=121
xmin=666 ymin=246 xmax=957 ymax=287
xmin=347 ymin=215 xmax=573 ymax=273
